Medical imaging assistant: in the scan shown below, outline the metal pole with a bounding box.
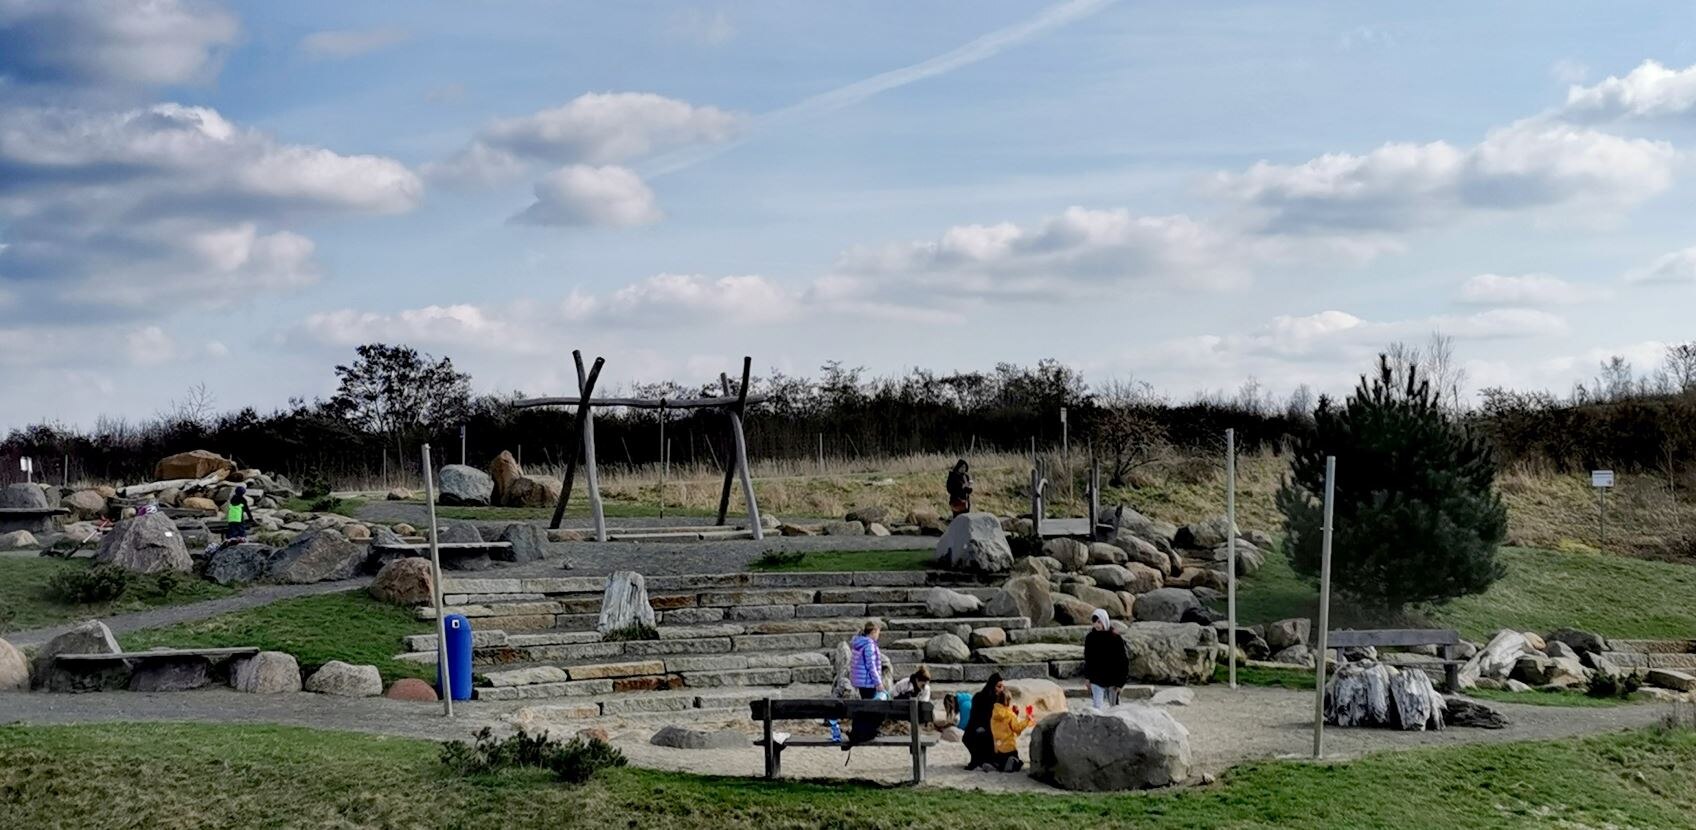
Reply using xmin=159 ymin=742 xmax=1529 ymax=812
xmin=1599 ymin=487 xmax=1607 ymax=549
xmin=62 ymin=454 xmax=68 ymax=488
xmin=459 ymin=425 xmax=466 ymax=465
xmin=1226 ymin=428 xmax=1237 ymax=690
xmin=422 ymin=444 xmax=453 ymax=718
xmin=1312 ymin=455 xmax=1336 ymax=758
xmin=658 ymin=406 xmax=666 ymax=518
xmin=660 ymin=438 xmax=670 ymax=518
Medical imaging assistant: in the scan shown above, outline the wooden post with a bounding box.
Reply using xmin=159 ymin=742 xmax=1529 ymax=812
xmin=1226 ymin=428 xmax=1237 ymax=690
xmin=717 ymin=358 xmax=761 ymax=538
xmin=909 ymin=697 xmax=922 ymax=783
xmin=422 ymin=444 xmax=452 ymax=718
xmin=1312 ymin=455 xmax=1337 ymax=759
xmin=575 ymin=352 xmax=607 ymax=543
xmin=762 ymin=698 xmax=775 ymax=779
xmin=817 ymin=433 xmax=824 ymax=473
xmin=549 ymin=351 xmax=604 ymax=529
xmin=715 ymin=373 xmax=737 ymax=526
xmin=657 ymin=404 xmax=666 ymax=518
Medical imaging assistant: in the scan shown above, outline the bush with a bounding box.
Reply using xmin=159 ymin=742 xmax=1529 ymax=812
xmin=44 ymin=564 xmax=131 ymax=604
xmin=1277 ymin=356 xmax=1507 ymax=611
xmin=601 ymin=622 xmax=658 ymax=642
xmin=153 ymin=571 xmax=181 ymax=597
xmin=439 ymin=727 xmax=626 ymax=784
xmin=753 ymin=550 xmax=804 ymax=569
xmin=309 ymin=496 xmax=344 ymax=514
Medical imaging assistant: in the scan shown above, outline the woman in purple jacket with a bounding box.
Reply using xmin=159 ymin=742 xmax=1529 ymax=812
xmin=845 ymin=620 xmax=887 ymax=747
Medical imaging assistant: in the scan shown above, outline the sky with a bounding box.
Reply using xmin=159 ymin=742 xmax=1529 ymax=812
xmin=5 ymin=0 xmax=1696 ymax=428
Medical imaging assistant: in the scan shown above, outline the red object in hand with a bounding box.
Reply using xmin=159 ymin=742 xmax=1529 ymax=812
xmin=1025 ymin=705 xmax=1034 ymax=719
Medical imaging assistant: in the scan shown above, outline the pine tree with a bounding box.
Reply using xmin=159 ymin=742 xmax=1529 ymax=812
xmin=1276 ymin=355 xmax=1507 ymax=610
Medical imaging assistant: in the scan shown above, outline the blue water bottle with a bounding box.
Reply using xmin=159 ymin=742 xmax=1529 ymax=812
xmin=828 ymin=719 xmax=842 ymax=743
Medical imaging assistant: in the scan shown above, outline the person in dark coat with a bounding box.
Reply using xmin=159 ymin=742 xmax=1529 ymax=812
xmin=1081 ymin=609 xmax=1130 ymax=710
xmin=962 ymin=672 xmax=1003 ymax=770
xmin=946 ymin=459 xmax=974 ymax=516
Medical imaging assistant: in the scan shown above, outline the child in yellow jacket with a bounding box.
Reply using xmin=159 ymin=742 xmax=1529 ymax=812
xmin=987 ymin=690 xmax=1032 ymax=772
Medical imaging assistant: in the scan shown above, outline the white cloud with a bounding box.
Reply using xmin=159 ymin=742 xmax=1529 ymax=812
xmin=0 ymin=103 xmax=420 ymax=312
xmin=125 ymin=326 xmax=175 ymax=366
xmin=1561 ymin=59 xmax=1696 ymax=121
xmin=607 ymin=274 xmax=796 ymax=323
xmin=1626 ymin=245 xmax=1696 ymax=284
xmin=1459 ymin=273 xmax=1602 ymax=306
xmin=0 ymin=0 xmax=238 ymax=88
xmin=1430 ymin=308 xmax=1569 ymax=340
xmin=298 ymin=27 xmax=410 ymax=60
xmin=1216 ymin=120 xmax=1676 ymax=232
xmin=510 ymin=165 xmax=662 ymax=227
xmin=837 ymin=207 xmax=1266 ymax=298
xmin=428 ymin=92 xmax=742 ymax=185
xmin=666 ymin=8 xmax=735 ymax=46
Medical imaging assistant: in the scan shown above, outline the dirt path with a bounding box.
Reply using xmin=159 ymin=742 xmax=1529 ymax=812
xmin=5 ymin=579 xmax=369 ymax=649
xmin=0 ymin=684 xmax=1674 ymax=793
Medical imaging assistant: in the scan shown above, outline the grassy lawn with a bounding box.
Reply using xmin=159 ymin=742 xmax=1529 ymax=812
xmin=3 ymin=722 xmax=1696 ymax=828
xmin=750 ymin=549 xmax=934 ymax=572
xmin=119 ymin=591 xmax=431 ymax=683
xmin=0 ymin=558 xmax=233 ymax=634
xmin=1232 ymin=545 xmax=1696 ymax=641
xmin=282 ymin=496 xmax=368 ymax=517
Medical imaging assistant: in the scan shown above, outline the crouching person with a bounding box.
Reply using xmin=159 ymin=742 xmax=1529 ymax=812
xmin=988 ymin=687 xmax=1033 ymax=772
xmin=892 ymin=666 xmax=931 ymax=701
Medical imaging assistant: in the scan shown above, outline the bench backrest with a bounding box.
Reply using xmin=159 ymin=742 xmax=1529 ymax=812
xmin=1325 ymin=628 xmax=1460 ymax=649
xmin=750 ymin=698 xmax=934 ymax=721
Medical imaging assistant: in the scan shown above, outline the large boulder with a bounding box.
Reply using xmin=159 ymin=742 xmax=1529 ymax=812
xmin=495 ymin=523 xmax=547 ymax=563
xmin=370 ymin=557 xmax=434 ymax=606
xmin=231 ymin=651 xmax=302 ymax=693
xmin=650 ymin=725 xmax=747 ymax=749
xmin=1173 ymin=516 xmax=1235 ymax=550
xmin=304 ymin=661 xmax=382 ymax=696
xmin=934 ymin=512 xmax=1013 ymax=573
xmin=154 ymin=450 xmax=235 ymax=480
xmin=505 ymin=475 xmax=562 ymax=508
xmin=1263 ymin=618 xmax=1312 ymax=651
xmin=1123 ymin=622 xmax=1218 ymax=684
xmin=923 ymin=586 xmax=982 ymax=618
xmin=1110 ymin=533 xmax=1173 ymax=574
xmin=488 ymin=451 xmax=523 ymax=504
xmin=1028 ymin=705 xmax=1192 ymax=791
xmin=267 ymin=529 xmax=364 ymax=584
xmin=985 ymin=575 xmax=1054 ymax=627
xmin=924 ymin=633 xmax=971 ymax=663
xmin=1458 ymin=630 xmax=1534 ymax=686
xmin=1131 ymin=588 xmax=1199 ymax=623
xmin=0 ymin=637 xmax=28 ymax=691
xmin=1042 ymin=538 xmax=1090 ymax=572
xmin=1109 ymin=507 xmax=1178 ymax=548
xmin=0 ymin=482 xmax=49 ymax=510
xmin=204 ymin=543 xmax=273 ymax=586
xmin=845 ymin=506 xmax=889 ymax=525
xmin=1062 ymin=584 xmax=1127 ymax=619
xmin=62 ymin=490 xmax=107 ymax=520
xmin=31 ymin=620 xmax=122 ymax=691
xmin=1088 ymin=563 xmax=1163 ymax=594
xmin=1053 ymin=593 xmax=1100 ymax=625
xmin=93 ymin=511 xmax=192 ymax=573
xmin=1545 ymin=628 xmax=1609 ymax=656
xmin=598 ymin=570 xmax=656 ymax=634
xmin=1004 ymin=678 xmax=1068 ymax=718
xmin=0 ymin=530 xmax=37 ymax=550
xmin=436 ymin=465 xmax=494 ymax=506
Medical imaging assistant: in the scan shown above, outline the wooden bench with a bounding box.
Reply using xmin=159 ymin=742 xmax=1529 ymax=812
xmin=52 ymin=647 xmax=260 ymax=692
xmin=1327 ymin=628 xmax=1462 ymax=691
xmin=749 ymin=698 xmax=938 ymax=783
xmin=0 ymin=506 xmax=69 ymax=534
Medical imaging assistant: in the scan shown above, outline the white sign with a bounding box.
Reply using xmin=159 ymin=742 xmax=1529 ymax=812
xmin=1591 ymin=470 xmax=1615 ymax=488
xmin=18 ymin=457 xmax=30 ymax=472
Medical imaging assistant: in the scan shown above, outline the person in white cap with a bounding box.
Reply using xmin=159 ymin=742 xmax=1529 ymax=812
xmin=1081 ymin=608 xmax=1130 ymax=710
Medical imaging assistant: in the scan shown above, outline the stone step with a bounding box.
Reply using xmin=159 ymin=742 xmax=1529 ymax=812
xmin=1611 ymin=639 xmax=1696 ymax=655
xmin=440 ymin=569 xmax=994 ymax=601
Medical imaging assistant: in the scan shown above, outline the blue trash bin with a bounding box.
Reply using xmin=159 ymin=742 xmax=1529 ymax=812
xmin=439 ymin=613 xmax=473 ymax=701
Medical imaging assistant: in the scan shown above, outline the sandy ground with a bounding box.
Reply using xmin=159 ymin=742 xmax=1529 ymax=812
xmin=0 ymin=683 xmax=1676 ymax=794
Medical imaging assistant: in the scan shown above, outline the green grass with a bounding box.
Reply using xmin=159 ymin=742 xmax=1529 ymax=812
xmin=119 ymin=591 xmax=431 ymax=683
xmin=749 ymin=549 xmax=934 ymax=572
xmin=4 ymin=722 xmax=1696 ymax=828
xmin=0 ymin=558 xmax=233 ymax=634
xmin=1233 ymin=545 xmax=1696 ymax=640
xmin=282 ymin=496 xmax=367 ymax=517
xmin=428 ymin=502 xmax=717 ymax=521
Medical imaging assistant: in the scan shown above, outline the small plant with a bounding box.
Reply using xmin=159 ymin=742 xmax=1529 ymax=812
xmin=44 ymin=564 xmax=131 ymax=604
xmin=309 ymin=495 xmax=344 ymax=514
xmin=1585 ymin=671 xmax=1641 ymax=699
xmin=439 ymin=727 xmax=626 ymax=784
xmin=753 ymin=549 xmax=805 ymax=569
xmin=601 ymin=622 xmax=658 ymax=642
xmin=255 ymin=531 xmax=292 ymax=547
xmin=300 ymin=473 xmax=332 ymax=500
xmin=153 ymin=571 xmax=181 ymax=597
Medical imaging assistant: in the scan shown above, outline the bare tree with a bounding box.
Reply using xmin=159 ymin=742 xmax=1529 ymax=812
xmin=1423 ymin=331 xmax=1468 ymax=411
xmin=1594 ymin=355 xmax=1636 ymax=401
xmin=1663 ymin=342 xmax=1696 ymax=394
xmin=1383 ymin=340 xmax=1423 ymax=391
xmin=1091 ymin=377 xmax=1169 ymax=487
xmin=1285 ymin=384 xmax=1316 ymax=422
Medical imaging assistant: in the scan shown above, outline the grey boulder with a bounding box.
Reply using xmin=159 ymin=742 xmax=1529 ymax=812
xmin=436 ymin=465 xmax=494 ymax=506
xmin=267 ymin=529 xmax=364 ymax=584
xmin=1123 ymin=622 xmax=1218 ymax=684
xmin=93 ymin=512 xmax=193 ymax=574
xmin=304 ymin=660 xmax=382 ymax=696
xmin=934 ymin=512 xmax=1013 ymax=573
xmin=1028 ymin=705 xmax=1192 ymax=790
xmin=985 ymin=575 xmax=1054 ymax=627
xmin=923 ymin=586 xmax=983 ymax=618
xmin=232 ymin=651 xmax=303 ymax=693
xmin=598 ymin=570 xmax=656 ymax=634
xmin=1131 ymin=588 xmax=1200 ymax=623
xmin=204 ymin=543 xmax=273 ymax=586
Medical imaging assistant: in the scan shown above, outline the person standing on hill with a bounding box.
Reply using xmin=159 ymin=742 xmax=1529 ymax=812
xmin=946 ymin=459 xmax=974 ymax=516
xmin=222 ymin=485 xmax=255 ymax=544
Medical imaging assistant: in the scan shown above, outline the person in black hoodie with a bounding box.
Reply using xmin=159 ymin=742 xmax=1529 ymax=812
xmin=1082 ymin=609 xmax=1130 ymax=710
xmin=962 ymin=672 xmax=1003 ymax=771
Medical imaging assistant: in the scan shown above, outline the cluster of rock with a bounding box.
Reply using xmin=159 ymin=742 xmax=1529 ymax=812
xmin=777 ymin=506 xmax=948 ymax=538
xmin=1458 ymin=628 xmax=1694 ymax=698
xmin=3 ymin=619 xmax=435 ymax=701
xmin=1326 ymin=661 xmax=1447 ymax=731
xmin=434 ymin=451 xmax=562 ymax=508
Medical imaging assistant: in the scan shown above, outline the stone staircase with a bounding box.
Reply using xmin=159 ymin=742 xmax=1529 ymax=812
xmin=398 ymin=570 xmax=1088 ymax=703
xmin=1603 ymin=639 xmax=1696 ymax=670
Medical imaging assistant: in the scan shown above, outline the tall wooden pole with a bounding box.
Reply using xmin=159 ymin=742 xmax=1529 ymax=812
xmin=422 ymin=444 xmax=452 ymax=718
xmin=1227 ymin=428 xmax=1238 ymax=689
xmin=575 ymin=352 xmax=607 ymax=543
xmin=1312 ymin=455 xmax=1337 ymax=758
xmin=549 ymin=352 xmax=604 ymax=530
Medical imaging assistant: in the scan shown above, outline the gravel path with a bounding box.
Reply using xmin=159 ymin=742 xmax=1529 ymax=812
xmin=0 ymin=684 xmax=1673 ymax=793
xmin=5 ymin=579 xmax=369 ymax=649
